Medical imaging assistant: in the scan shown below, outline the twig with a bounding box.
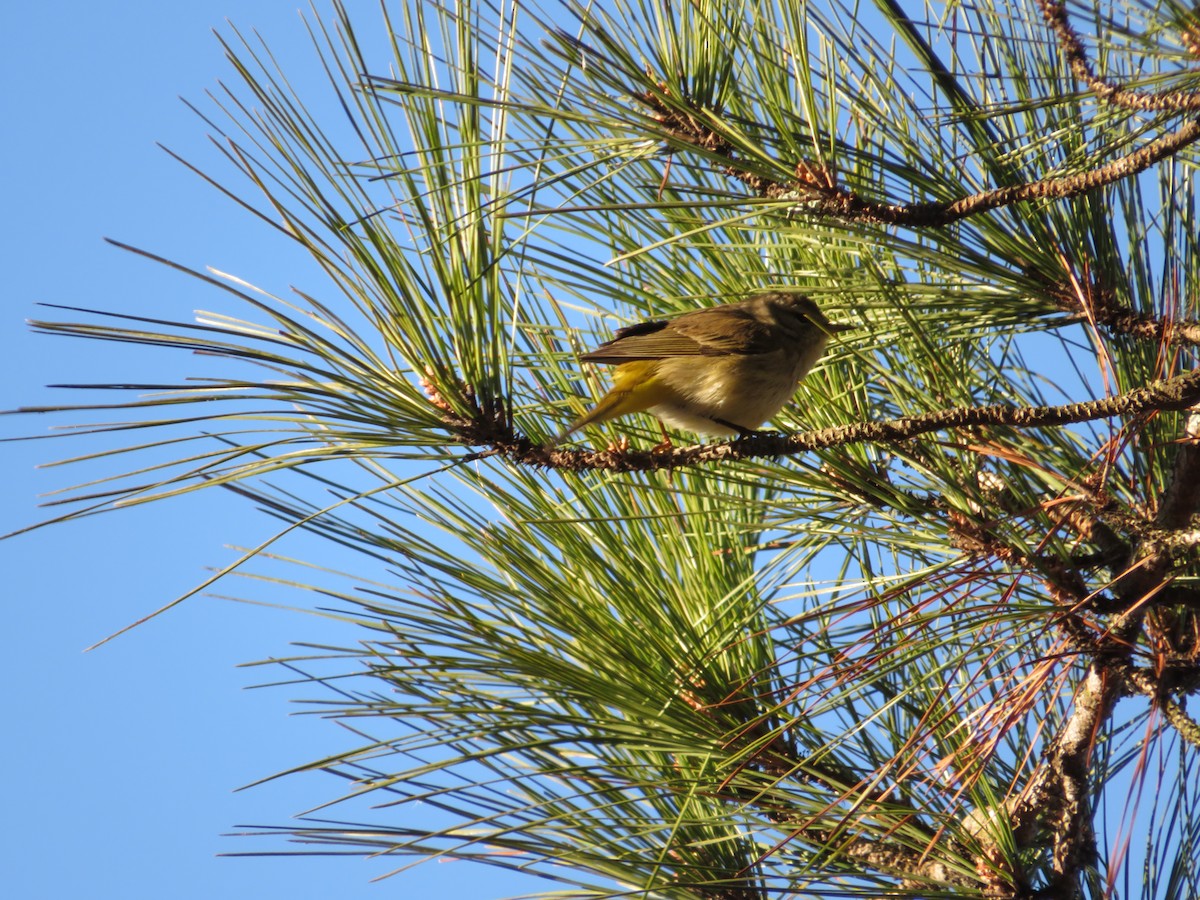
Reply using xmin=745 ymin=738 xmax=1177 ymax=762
xmin=663 ymin=107 xmax=1200 ymax=229
xmin=449 ymin=366 xmax=1200 ymax=473
xmin=1157 ymin=412 xmax=1200 ymax=529
xmin=1036 ymin=0 xmax=1200 ymax=112
xmin=1063 ymin=303 xmax=1200 ymax=348
xmin=1126 ymin=668 xmax=1200 ymax=749
xmin=631 ymin=0 xmax=1200 ymax=232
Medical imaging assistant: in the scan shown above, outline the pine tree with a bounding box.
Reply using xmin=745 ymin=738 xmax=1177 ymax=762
xmin=15 ymin=1 xmax=1200 ymax=897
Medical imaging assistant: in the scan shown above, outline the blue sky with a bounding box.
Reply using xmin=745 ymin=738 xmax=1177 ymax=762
xmin=2 ymin=3 xmax=544 ymax=897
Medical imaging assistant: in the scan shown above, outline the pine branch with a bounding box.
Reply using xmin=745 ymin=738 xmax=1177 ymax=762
xmin=1127 ymin=668 xmax=1200 ymax=749
xmin=441 ymin=366 xmax=1200 ymax=472
xmin=614 ymin=0 xmax=1200 ymax=234
xmin=1063 ymin=301 xmax=1200 ymax=347
xmin=1036 ymin=0 xmax=1200 ymax=112
xmin=1013 ymin=660 xmax=1119 ymax=898
xmin=1157 ymin=412 xmax=1200 ymax=530
xmin=642 ymin=87 xmax=1200 ymax=228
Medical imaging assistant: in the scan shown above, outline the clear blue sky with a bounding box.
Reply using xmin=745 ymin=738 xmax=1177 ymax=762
xmin=1 ymin=3 xmax=542 ymax=897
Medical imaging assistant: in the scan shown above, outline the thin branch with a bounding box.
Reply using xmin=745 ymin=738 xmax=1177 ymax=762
xmin=1158 ymin=585 xmax=1200 ymax=611
xmin=444 ymin=366 xmax=1200 ymax=472
xmin=1157 ymin=412 xmax=1200 ymax=529
xmin=815 ymin=829 xmax=981 ymax=892
xmin=621 ymin=0 xmax=1200 ymax=233
xmin=1126 ymin=668 xmax=1200 ymax=749
xmin=1061 ymin=300 xmax=1200 ymax=348
xmin=688 ymin=113 xmax=1200 ymax=228
xmin=1046 ymin=497 xmax=1131 ymax=574
xmin=1036 ymin=0 xmax=1200 ymax=112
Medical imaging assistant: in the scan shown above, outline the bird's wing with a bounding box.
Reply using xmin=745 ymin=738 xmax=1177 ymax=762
xmin=579 ymin=319 xmax=699 ymax=363
xmin=671 ymin=304 xmax=781 ymax=355
xmin=580 ymin=305 xmax=780 ymax=363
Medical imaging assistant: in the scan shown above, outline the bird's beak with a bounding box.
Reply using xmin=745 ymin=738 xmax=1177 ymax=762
xmin=828 ymin=323 xmax=856 ymax=334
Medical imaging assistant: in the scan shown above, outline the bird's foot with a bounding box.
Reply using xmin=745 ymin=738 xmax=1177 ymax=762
xmin=651 ymin=421 xmax=674 ymax=454
xmin=714 ymin=418 xmax=764 ymax=440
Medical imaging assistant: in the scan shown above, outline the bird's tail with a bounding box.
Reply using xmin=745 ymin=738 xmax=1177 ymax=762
xmin=553 ymin=390 xmax=634 ymax=445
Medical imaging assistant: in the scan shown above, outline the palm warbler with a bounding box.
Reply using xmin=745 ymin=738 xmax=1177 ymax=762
xmin=557 ymin=292 xmax=849 ymax=442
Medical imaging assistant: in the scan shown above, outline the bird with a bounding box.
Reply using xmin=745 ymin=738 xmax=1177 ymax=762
xmin=556 ymin=292 xmax=850 ymax=444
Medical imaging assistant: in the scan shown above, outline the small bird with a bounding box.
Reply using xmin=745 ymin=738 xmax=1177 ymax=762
xmin=556 ymin=292 xmax=850 ymax=443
